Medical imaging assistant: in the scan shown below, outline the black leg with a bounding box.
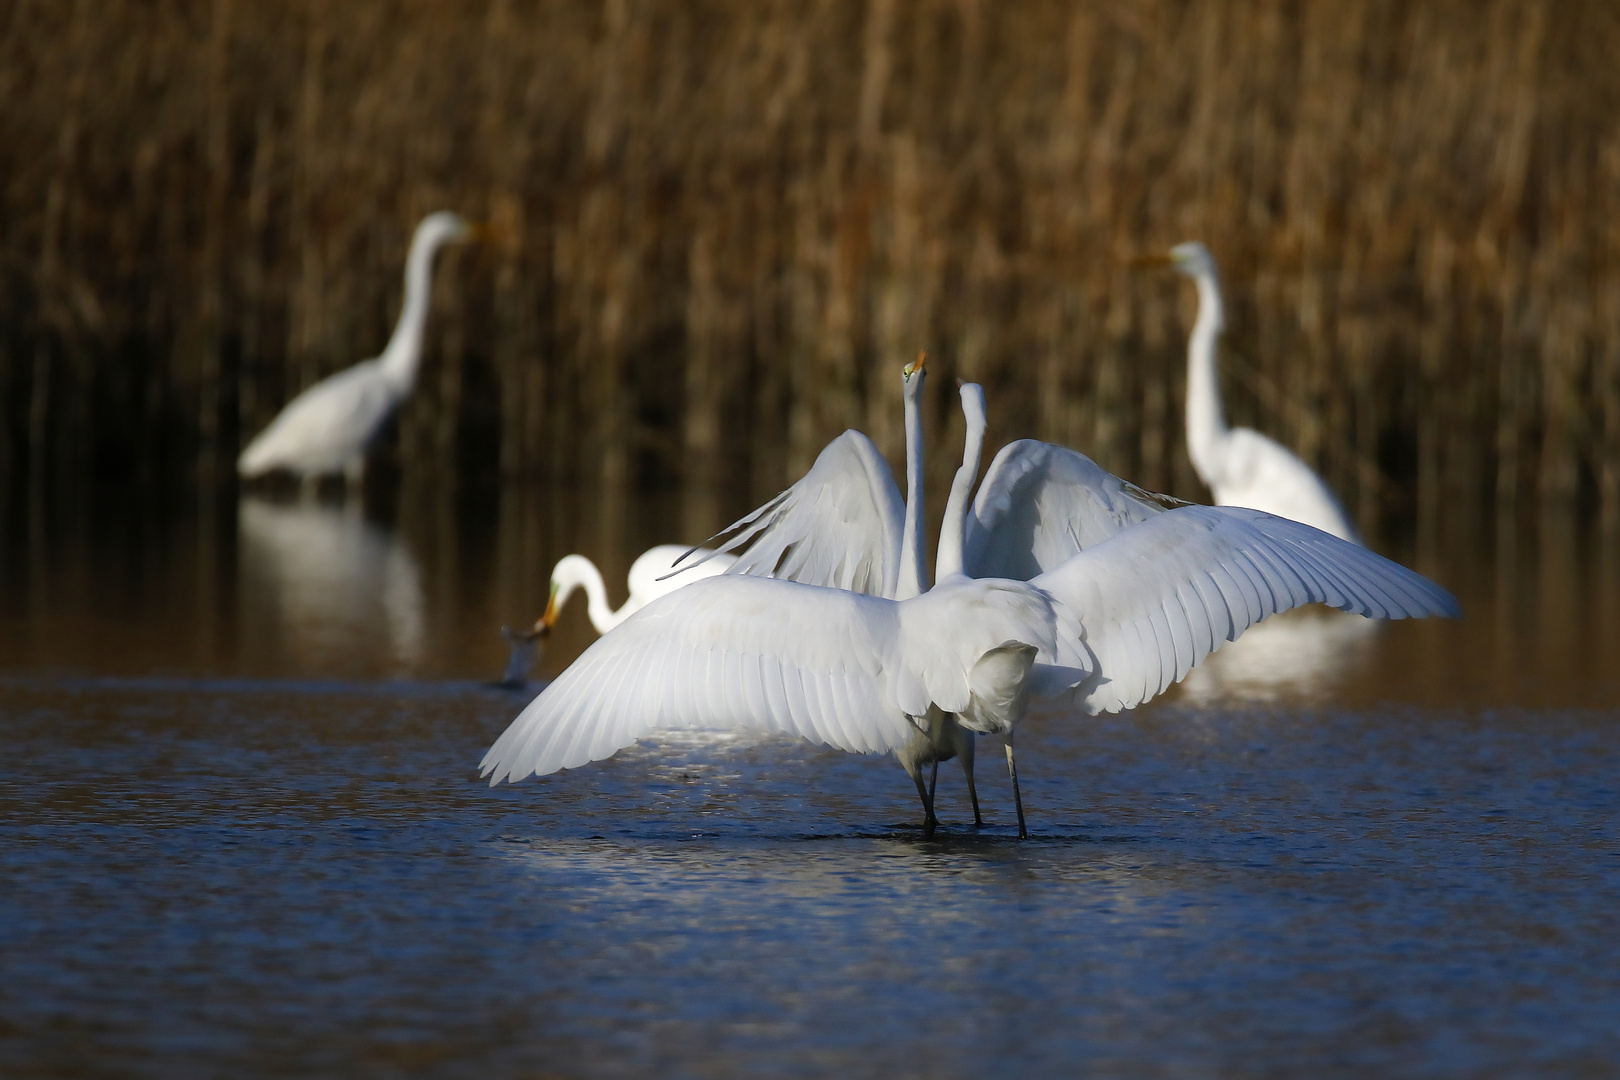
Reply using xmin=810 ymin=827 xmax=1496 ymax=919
xmin=913 ymin=767 xmax=937 ymax=838
xmin=1005 ymin=733 xmax=1027 ymax=840
xmin=957 ymin=729 xmax=983 ymax=827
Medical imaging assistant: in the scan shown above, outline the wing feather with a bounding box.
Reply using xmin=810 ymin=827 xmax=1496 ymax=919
xmin=1032 ymin=505 xmax=1459 ymax=714
xmin=481 ymin=576 xmax=916 ymax=782
xmin=683 ymin=431 xmax=903 ymax=597
xmin=964 ymin=440 xmax=1171 ymax=580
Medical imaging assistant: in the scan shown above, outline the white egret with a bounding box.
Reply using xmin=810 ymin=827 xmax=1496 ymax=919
xmin=683 ymin=353 xmax=986 ymax=830
xmin=496 ymin=544 xmax=739 ymax=689
xmin=548 ymin=544 xmax=741 ymax=636
xmin=1157 ymin=241 xmax=1360 ymax=542
xmin=237 ymin=211 xmax=482 ymax=492
xmin=482 ymin=392 xmax=1458 ymax=837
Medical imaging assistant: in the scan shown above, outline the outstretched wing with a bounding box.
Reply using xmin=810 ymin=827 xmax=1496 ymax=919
xmin=1031 ymin=506 xmax=1458 ymax=714
xmin=682 ymin=430 xmax=903 ymax=597
xmin=480 ymin=575 xmax=915 ymax=783
xmin=964 ymin=440 xmax=1172 ymax=581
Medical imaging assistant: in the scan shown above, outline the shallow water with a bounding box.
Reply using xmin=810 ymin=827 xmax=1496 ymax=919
xmin=3 ymin=486 xmax=1619 ymax=1078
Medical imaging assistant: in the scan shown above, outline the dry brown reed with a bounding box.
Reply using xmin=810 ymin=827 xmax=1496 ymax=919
xmin=4 ymin=0 xmax=1620 ymax=539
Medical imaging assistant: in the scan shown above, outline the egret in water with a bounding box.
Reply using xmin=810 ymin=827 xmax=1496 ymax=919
xmin=238 ymin=211 xmax=483 ymax=493
xmin=689 ymin=363 xmax=1185 ymax=828
xmin=483 ymin=380 xmax=1458 ymax=836
xmin=497 ymin=544 xmax=739 ymax=688
xmin=1146 ymin=242 xmax=1360 ymax=543
xmin=682 ymin=353 xmax=988 ymax=831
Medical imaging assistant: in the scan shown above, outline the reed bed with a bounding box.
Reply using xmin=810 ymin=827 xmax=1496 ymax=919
xmin=3 ymin=0 xmax=1619 ymax=538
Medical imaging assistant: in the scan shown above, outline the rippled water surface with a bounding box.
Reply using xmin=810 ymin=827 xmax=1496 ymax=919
xmin=3 ymin=487 xmax=1619 ymax=1078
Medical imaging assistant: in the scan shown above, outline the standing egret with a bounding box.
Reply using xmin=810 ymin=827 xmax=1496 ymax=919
xmin=481 ymin=393 xmax=1458 ymax=837
xmin=237 ymin=211 xmax=483 ymax=492
xmin=682 ymin=353 xmax=987 ymax=830
xmin=1152 ymin=241 xmax=1360 ymax=542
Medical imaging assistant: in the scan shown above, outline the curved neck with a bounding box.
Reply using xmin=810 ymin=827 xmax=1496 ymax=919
xmin=378 ymin=231 xmax=446 ymax=388
xmin=894 ymin=376 xmax=927 ymax=600
xmin=553 ymin=556 xmax=619 ymax=633
xmin=934 ymin=383 xmax=986 ymax=583
xmin=1185 ymin=268 xmax=1229 ymax=481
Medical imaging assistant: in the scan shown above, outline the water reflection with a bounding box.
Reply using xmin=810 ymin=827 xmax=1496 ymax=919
xmin=237 ymin=497 xmax=425 ymax=673
xmin=1174 ymin=611 xmax=1381 ymax=705
xmin=0 ymin=480 xmax=1617 ymax=709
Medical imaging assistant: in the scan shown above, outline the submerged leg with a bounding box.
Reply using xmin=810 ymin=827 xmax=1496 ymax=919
xmin=1004 ymin=732 xmax=1028 ymax=840
xmin=956 ymin=730 xmax=983 ymax=827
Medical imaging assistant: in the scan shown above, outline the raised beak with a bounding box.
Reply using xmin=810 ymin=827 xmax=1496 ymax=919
xmin=903 ymin=350 xmax=927 ymax=377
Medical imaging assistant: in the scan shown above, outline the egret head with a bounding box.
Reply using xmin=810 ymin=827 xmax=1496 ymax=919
xmin=1168 ymin=241 xmax=1217 ymax=279
xmin=411 ymin=208 xmax=492 ymax=250
xmin=902 ymin=350 xmax=928 ymax=398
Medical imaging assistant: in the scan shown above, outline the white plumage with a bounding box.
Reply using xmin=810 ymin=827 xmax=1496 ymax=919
xmin=554 ymin=545 xmax=739 ymax=636
xmin=480 ymin=496 xmax=1454 ymax=799
xmin=681 ymin=354 xmax=986 ymax=829
xmin=1029 ymin=505 xmax=1457 ymax=715
xmin=237 ymin=211 xmax=475 ymax=487
xmin=1170 ymin=241 xmax=1361 ymax=542
xmin=497 ymin=544 xmax=737 ymax=689
xmin=481 ymin=372 xmax=1458 ymax=836
xmin=689 ymin=429 xmax=904 ymax=598
xmin=481 ymin=572 xmax=1065 ymax=784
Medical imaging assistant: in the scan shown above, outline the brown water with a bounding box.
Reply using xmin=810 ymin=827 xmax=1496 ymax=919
xmin=2 ymin=484 xmax=1618 ymax=1077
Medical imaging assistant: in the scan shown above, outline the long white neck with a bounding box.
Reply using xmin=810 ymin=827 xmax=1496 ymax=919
xmin=894 ymin=374 xmax=928 ymax=600
xmin=378 ymin=230 xmax=447 ymax=389
xmin=552 ymin=555 xmax=620 ymax=634
xmin=934 ymin=383 xmax=987 ymax=584
xmin=1184 ymin=266 xmax=1230 ymax=484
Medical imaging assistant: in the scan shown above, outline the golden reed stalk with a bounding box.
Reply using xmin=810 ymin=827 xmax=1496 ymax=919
xmin=1 ymin=0 xmax=1616 ymax=537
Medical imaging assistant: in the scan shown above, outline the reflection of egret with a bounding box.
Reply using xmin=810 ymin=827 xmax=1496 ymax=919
xmin=496 ymin=544 xmax=738 ymax=690
xmin=238 ymin=497 xmax=425 ymax=671
xmin=1145 ymin=242 xmax=1360 ymax=543
xmin=1175 ymin=610 xmax=1381 ymax=705
xmin=483 ymin=379 xmax=1458 ymax=837
xmin=237 ymin=212 xmax=482 ymax=492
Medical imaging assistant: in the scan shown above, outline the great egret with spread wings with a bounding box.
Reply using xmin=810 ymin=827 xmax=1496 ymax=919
xmin=675 ymin=353 xmax=990 ymax=830
xmin=482 ymin=377 xmax=1458 ymax=836
xmin=238 ymin=211 xmax=484 ymax=492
